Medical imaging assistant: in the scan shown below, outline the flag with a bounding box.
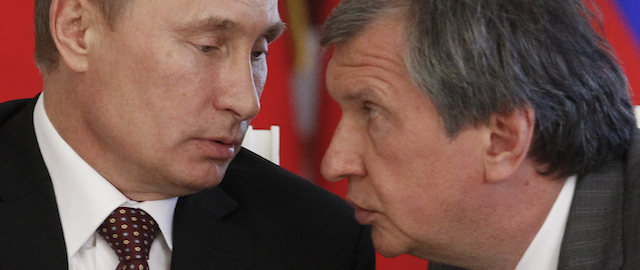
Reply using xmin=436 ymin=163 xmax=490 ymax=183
xmin=595 ymin=0 xmax=640 ymax=104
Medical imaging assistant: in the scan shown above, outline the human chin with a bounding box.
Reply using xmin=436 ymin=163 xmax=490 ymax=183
xmin=370 ymin=223 xmax=413 ymax=258
xmin=164 ymin=160 xmax=231 ymax=195
xmin=164 ymin=175 xmax=223 ymax=197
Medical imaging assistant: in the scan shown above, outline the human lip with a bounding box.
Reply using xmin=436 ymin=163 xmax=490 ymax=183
xmin=348 ymin=201 xmax=377 ymax=225
xmin=195 ymin=137 xmax=238 ymax=159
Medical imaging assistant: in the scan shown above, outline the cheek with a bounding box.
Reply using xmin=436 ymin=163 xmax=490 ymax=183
xmin=364 ymin=158 xmax=426 ymax=214
xmin=368 ymin=142 xmax=471 ymax=221
xmin=253 ymin=60 xmax=268 ymax=93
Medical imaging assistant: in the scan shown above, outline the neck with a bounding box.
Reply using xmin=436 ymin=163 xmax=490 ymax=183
xmin=417 ymin=162 xmax=567 ymax=270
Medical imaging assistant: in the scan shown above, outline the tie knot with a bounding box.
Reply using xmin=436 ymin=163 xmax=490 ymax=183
xmin=97 ymin=207 xmax=159 ymax=270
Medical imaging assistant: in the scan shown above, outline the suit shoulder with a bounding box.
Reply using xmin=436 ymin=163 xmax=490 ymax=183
xmin=0 ymin=98 xmax=34 ymax=127
xmin=222 ymin=148 xmax=352 ymax=214
xmin=218 ymin=149 xmax=372 ymax=269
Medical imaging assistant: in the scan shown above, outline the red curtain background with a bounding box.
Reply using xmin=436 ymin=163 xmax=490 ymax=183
xmin=2 ymin=1 xmax=639 ymax=269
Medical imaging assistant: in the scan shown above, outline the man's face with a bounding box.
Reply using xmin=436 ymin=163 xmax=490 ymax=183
xmin=76 ymin=0 xmax=283 ymax=199
xmin=322 ymin=15 xmax=488 ymax=258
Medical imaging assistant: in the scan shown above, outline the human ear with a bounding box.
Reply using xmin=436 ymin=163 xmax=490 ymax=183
xmin=483 ymin=106 xmax=536 ymax=182
xmin=49 ymin=0 xmax=99 ymax=72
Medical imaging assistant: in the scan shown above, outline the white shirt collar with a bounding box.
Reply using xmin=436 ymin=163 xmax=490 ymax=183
xmin=33 ymin=94 xmax=177 ymax=259
xmin=515 ymin=175 xmax=577 ymax=270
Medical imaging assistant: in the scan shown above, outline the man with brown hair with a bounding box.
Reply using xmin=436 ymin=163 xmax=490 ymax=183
xmin=0 ymin=0 xmax=374 ymax=269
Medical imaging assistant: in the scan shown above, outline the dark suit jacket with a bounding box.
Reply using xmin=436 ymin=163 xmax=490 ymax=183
xmin=0 ymin=97 xmax=375 ymax=269
xmin=429 ymin=132 xmax=640 ymax=270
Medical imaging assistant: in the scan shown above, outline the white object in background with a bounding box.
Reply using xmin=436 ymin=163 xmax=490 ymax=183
xmin=241 ymin=125 xmax=280 ymax=165
xmin=635 ymin=106 xmax=640 ymax=128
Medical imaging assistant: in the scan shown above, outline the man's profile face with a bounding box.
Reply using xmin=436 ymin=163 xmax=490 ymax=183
xmin=78 ymin=0 xmax=283 ymax=198
xmin=321 ymin=15 xmax=488 ymax=258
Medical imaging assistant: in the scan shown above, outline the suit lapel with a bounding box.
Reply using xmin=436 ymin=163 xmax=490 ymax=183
xmin=171 ymin=186 xmax=255 ymax=269
xmin=0 ymin=98 xmax=68 ymax=269
xmin=621 ymin=130 xmax=640 ymax=269
xmin=557 ymin=159 xmax=625 ymax=270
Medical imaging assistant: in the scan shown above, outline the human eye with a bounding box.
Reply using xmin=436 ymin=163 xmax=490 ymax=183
xmin=363 ymin=101 xmax=379 ymax=118
xmin=251 ymin=50 xmax=269 ymax=60
xmin=194 ymin=44 xmax=219 ymax=53
xmin=252 ymin=38 xmax=269 ymax=61
xmin=189 ymin=36 xmax=222 ymax=53
xmin=362 ymin=102 xmax=383 ymax=128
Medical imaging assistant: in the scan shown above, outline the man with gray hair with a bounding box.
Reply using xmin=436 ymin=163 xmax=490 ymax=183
xmin=320 ymin=0 xmax=639 ymax=269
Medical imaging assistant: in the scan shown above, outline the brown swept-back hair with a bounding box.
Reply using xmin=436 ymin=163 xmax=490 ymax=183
xmin=34 ymin=0 xmax=129 ymax=72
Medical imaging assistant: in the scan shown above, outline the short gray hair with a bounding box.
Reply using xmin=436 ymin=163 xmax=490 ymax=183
xmin=321 ymin=0 xmax=635 ymax=178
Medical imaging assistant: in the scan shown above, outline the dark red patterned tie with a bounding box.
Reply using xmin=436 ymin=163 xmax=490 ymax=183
xmin=97 ymin=207 xmax=159 ymax=270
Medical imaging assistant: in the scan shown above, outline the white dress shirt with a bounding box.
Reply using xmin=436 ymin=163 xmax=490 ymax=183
xmin=33 ymin=95 xmax=178 ymax=270
xmin=515 ymin=175 xmax=577 ymax=270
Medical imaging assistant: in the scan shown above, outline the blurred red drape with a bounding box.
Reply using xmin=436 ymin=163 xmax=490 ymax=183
xmin=0 ymin=1 xmax=41 ymax=102
xmin=250 ymin=2 xmax=302 ymax=174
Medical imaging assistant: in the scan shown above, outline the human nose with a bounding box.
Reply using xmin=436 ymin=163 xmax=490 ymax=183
xmin=321 ymin=119 xmax=366 ymax=182
xmin=216 ymin=57 xmax=261 ymax=120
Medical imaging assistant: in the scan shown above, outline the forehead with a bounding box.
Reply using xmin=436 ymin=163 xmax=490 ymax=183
xmin=326 ymin=15 xmax=411 ymax=98
xmin=331 ymin=15 xmax=405 ymax=67
xmin=121 ymin=0 xmax=283 ymax=38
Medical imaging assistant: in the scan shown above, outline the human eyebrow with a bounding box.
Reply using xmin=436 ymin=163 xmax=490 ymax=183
xmin=176 ymin=17 xmax=285 ymax=44
xmin=264 ymin=21 xmax=286 ymax=43
xmin=176 ymin=17 xmax=241 ymax=36
xmin=343 ymin=87 xmax=376 ymax=102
